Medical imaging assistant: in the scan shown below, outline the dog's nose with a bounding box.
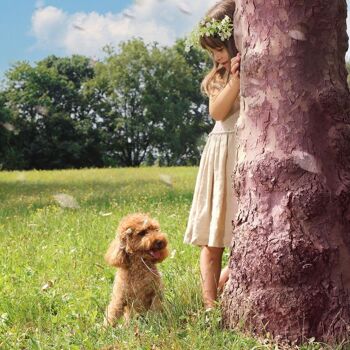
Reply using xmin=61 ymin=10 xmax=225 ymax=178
xmin=154 ymin=240 xmax=165 ymax=250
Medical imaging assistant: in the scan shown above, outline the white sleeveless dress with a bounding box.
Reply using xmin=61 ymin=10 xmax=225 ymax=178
xmin=184 ymin=98 xmax=240 ymax=248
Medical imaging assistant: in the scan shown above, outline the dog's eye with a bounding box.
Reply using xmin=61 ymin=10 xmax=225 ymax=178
xmin=138 ymin=230 xmax=147 ymax=237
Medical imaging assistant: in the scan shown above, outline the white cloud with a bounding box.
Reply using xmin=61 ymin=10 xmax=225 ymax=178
xmin=30 ymin=1 xmax=350 ymax=60
xmin=30 ymin=0 xmax=216 ymax=57
xmin=32 ymin=6 xmax=68 ymax=47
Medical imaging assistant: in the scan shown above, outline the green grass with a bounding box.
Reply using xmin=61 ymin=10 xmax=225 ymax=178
xmin=0 ymin=167 xmax=343 ymax=349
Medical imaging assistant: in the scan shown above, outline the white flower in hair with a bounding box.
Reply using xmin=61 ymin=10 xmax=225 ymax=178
xmin=185 ymin=15 xmax=234 ymax=52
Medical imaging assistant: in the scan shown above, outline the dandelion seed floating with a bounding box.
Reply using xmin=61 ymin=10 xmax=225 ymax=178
xmin=89 ymin=56 xmax=98 ymax=66
xmin=177 ymin=2 xmax=192 ymax=15
xmin=73 ymin=24 xmax=85 ymax=31
xmin=159 ymin=174 xmax=173 ymax=187
xmin=16 ymin=173 xmax=26 ymax=181
xmin=123 ymin=9 xmax=136 ymax=19
xmin=2 ymin=123 xmax=14 ymax=131
xmin=2 ymin=123 xmax=16 ymax=132
xmin=292 ymin=150 xmax=321 ymax=174
xmin=35 ymin=105 xmax=49 ymax=117
xmin=53 ymin=194 xmax=80 ymax=209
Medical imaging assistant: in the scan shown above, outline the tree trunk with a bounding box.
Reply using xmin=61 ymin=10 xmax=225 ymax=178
xmin=222 ymin=0 xmax=350 ymax=344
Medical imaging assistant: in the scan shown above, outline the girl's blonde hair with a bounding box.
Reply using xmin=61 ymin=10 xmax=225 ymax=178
xmin=200 ymin=0 xmax=238 ymax=97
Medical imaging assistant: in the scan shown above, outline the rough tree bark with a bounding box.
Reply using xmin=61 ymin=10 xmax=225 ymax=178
xmin=222 ymin=0 xmax=350 ymax=344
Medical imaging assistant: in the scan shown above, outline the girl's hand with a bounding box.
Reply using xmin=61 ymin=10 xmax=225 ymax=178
xmin=230 ymin=53 xmax=240 ymax=78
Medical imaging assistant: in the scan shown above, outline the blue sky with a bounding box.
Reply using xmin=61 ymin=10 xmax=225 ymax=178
xmin=0 ymin=0 xmax=133 ymax=77
xmin=0 ymin=0 xmax=349 ymax=80
xmin=0 ymin=0 xmax=210 ymax=79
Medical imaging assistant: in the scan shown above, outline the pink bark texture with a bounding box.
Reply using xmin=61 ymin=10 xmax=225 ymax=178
xmin=222 ymin=0 xmax=350 ymax=344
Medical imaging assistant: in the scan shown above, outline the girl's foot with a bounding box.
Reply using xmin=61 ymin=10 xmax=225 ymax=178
xmin=218 ymin=266 xmax=230 ymax=295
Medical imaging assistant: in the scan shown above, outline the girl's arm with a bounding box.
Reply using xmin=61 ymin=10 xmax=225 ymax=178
xmin=209 ymin=56 xmax=240 ymax=121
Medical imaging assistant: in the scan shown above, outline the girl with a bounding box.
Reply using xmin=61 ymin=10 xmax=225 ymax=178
xmin=184 ymin=0 xmax=240 ymax=310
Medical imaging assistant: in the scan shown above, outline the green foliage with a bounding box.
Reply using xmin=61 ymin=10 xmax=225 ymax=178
xmin=0 ymin=42 xmax=348 ymax=170
xmin=0 ymin=167 xmax=340 ymax=349
xmin=0 ymin=92 xmax=14 ymax=168
xmin=85 ymin=40 xmax=163 ymax=167
xmin=1 ymin=39 xmax=212 ymax=170
xmin=85 ymin=39 xmax=211 ymax=167
xmin=346 ymin=61 xmax=350 ymax=88
xmin=3 ymin=56 xmax=101 ymax=169
xmin=156 ymin=40 xmax=212 ymax=166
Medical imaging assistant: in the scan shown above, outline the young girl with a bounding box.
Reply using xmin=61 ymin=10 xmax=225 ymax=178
xmin=184 ymin=0 xmax=240 ymax=310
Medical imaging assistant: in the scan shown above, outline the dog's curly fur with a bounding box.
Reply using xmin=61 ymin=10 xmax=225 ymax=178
xmin=104 ymin=213 xmax=169 ymax=326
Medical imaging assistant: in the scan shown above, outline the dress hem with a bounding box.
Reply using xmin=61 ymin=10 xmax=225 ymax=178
xmin=183 ymin=237 xmax=231 ymax=248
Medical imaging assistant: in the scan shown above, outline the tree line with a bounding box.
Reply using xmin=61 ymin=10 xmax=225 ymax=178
xmin=1 ymin=39 xmax=349 ymax=171
xmin=0 ymin=39 xmax=212 ymax=170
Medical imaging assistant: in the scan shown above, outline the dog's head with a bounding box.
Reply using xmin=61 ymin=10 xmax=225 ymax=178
xmin=105 ymin=213 xmax=169 ymax=268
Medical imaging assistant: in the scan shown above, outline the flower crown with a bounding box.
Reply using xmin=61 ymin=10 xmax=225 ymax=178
xmin=185 ymin=15 xmax=233 ymax=52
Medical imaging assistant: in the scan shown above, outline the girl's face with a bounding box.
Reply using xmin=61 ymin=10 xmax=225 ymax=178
xmin=209 ymin=46 xmax=230 ymax=71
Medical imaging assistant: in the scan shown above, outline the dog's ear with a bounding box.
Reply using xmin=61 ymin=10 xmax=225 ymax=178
xmin=104 ymin=237 xmax=129 ymax=268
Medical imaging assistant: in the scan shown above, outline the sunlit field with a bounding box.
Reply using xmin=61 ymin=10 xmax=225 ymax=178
xmin=0 ymin=168 xmax=341 ymax=349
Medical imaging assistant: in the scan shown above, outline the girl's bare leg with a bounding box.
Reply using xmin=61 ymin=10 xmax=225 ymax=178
xmin=200 ymin=246 xmax=224 ymax=309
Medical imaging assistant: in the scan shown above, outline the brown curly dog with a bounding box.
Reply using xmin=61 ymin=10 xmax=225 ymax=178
xmin=104 ymin=213 xmax=169 ymax=326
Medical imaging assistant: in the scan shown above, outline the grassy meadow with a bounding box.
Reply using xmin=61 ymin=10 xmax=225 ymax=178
xmin=0 ymin=167 xmax=342 ymax=350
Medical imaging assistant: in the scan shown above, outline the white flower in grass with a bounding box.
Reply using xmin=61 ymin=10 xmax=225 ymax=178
xmin=41 ymin=280 xmax=54 ymax=291
xmin=0 ymin=313 xmax=8 ymax=327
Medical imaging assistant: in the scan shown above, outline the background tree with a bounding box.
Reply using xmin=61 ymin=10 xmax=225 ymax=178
xmin=85 ymin=39 xmax=211 ymax=167
xmin=84 ymin=40 xmax=163 ymax=167
xmin=4 ymin=56 xmax=99 ymax=169
xmin=145 ymin=40 xmax=212 ymax=166
xmin=222 ymin=0 xmax=350 ymax=344
xmin=0 ymin=92 xmax=15 ymax=168
xmin=0 ymin=38 xmax=214 ymax=170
